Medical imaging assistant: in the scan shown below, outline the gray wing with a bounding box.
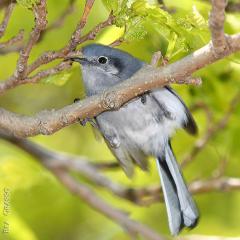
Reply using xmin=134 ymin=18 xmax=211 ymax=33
xmin=91 ymin=125 xmax=104 ymax=142
xmin=106 ymin=141 xmax=135 ymax=177
xmin=151 ymin=86 xmax=198 ymax=135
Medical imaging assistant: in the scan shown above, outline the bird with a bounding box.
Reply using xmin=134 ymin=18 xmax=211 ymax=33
xmin=69 ymin=43 xmax=199 ymax=235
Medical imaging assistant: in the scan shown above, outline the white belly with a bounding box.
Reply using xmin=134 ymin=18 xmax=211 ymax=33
xmin=97 ymin=89 xmax=187 ymax=156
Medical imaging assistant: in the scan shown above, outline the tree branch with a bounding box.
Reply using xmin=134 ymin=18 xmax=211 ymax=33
xmin=1 ymin=128 xmax=240 ymax=208
xmin=1 ymin=0 xmax=239 ymax=238
xmin=179 ymin=235 xmax=240 ymax=240
xmin=39 ymin=0 xmax=76 ymax=42
xmin=0 ymin=29 xmax=24 ymax=49
xmin=0 ymin=2 xmax=15 ymax=38
xmin=15 ymin=0 xmax=47 ymax=79
xmin=63 ymin=0 xmax=95 ymax=52
xmin=181 ymin=91 xmax=240 ymax=167
xmin=189 ymin=177 xmax=240 ymax=194
xmin=226 ymin=2 xmax=240 ymax=12
xmin=0 ymin=34 xmax=240 ymax=137
xmin=109 ymin=37 xmax=125 ymax=47
xmin=0 ymin=44 xmax=21 ymax=55
xmin=0 ymin=12 xmax=114 ymax=92
xmin=0 ymin=131 xmax=157 ymax=206
xmin=209 ymin=0 xmax=229 ymax=56
xmin=0 ymin=0 xmax=76 ymax=54
xmin=0 ymin=132 xmax=165 ymax=240
xmin=52 ymin=170 xmax=165 ymax=240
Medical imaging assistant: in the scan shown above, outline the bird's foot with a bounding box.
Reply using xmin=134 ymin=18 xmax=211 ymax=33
xmin=141 ymin=95 xmax=147 ymax=104
xmin=140 ymin=92 xmax=149 ymax=105
xmin=74 ymin=98 xmax=81 ymax=103
xmin=74 ymin=97 xmax=98 ymax=128
xmin=79 ymin=117 xmax=98 ymax=128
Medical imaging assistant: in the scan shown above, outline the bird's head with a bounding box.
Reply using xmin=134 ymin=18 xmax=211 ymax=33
xmin=69 ymin=44 xmax=144 ymax=95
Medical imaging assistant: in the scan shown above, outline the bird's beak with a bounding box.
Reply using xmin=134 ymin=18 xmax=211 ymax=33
xmin=65 ymin=57 xmax=89 ymax=64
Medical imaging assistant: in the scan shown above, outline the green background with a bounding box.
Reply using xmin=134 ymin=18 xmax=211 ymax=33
xmin=0 ymin=0 xmax=240 ymax=239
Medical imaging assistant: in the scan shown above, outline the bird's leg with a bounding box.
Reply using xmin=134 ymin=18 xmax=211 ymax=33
xmin=73 ymin=98 xmax=99 ymax=128
xmin=141 ymin=95 xmax=147 ymax=104
xmin=74 ymin=98 xmax=119 ymax=148
xmin=74 ymin=98 xmax=81 ymax=103
xmin=140 ymin=91 xmax=150 ymax=105
xmin=78 ymin=118 xmax=97 ymax=127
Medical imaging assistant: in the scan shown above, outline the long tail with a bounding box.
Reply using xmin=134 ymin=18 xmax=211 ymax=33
xmin=156 ymin=142 xmax=199 ymax=235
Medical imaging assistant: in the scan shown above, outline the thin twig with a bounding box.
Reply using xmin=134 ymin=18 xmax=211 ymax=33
xmin=189 ymin=101 xmax=214 ymax=123
xmin=0 ymin=0 xmax=76 ymax=53
xmin=93 ymin=161 xmax=120 ymax=170
xmin=189 ymin=177 xmax=240 ymax=194
xmin=0 ymin=6 xmax=114 ymax=93
xmin=0 ymin=2 xmax=15 ymax=38
xmin=53 ymin=170 xmax=165 ymax=240
xmin=73 ymin=12 xmax=115 ymax=46
xmin=0 ymin=45 xmax=22 ymax=55
xmin=226 ymin=2 xmax=240 ymax=12
xmin=22 ymin=61 xmax=72 ymax=84
xmin=202 ymin=0 xmax=240 ymax=13
xmin=181 ymin=91 xmax=240 ymax=168
xmin=39 ymin=0 xmax=76 ymax=41
xmin=26 ymin=12 xmax=115 ymax=75
xmin=179 ymin=235 xmax=240 ymax=240
xmin=151 ymin=51 xmax=163 ymax=66
xmin=15 ymin=0 xmax=47 ymax=79
xmin=209 ymin=0 xmax=229 ymax=56
xmin=1 ymin=132 xmax=240 ymax=208
xmin=0 ymin=132 xmax=165 ymax=240
xmin=109 ymin=37 xmax=125 ymax=47
xmin=64 ymin=0 xmax=96 ymax=52
xmin=0 ymin=133 xmax=152 ymax=205
xmin=0 ymin=29 xmax=24 ymax=49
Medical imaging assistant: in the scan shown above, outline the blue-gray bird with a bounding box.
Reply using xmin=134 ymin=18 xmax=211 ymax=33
xmin=70 ymin=43 xmax=199 ymax=235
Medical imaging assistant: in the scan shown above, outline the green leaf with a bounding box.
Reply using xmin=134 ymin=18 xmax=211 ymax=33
xmin=124 ymin=17 xmax=147 ymax=41
xmin=41 ymin=70 xmax=73 ymax=86
xmin=131 ymin=0 xmax=149 ymax=16
xmin=102 ymin=0 xmax=119 ymax=13
xmin=16 ymin=0 xmax=39 ymax=9
xmin=165 ymin=32 xmax=178 ymax=58
xmin=191 ymin=5 xmax=208 ymax=29
xmin=102 ymin=0 xmax=209 ymax=53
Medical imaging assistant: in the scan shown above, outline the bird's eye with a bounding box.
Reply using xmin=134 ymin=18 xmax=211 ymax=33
xmin=98 ymin=56 xmax=108 ymax=64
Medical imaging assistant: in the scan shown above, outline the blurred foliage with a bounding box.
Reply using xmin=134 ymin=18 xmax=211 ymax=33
xmin=0 ymin=0 xmax=240 ymax=239
xmin=103 ymin=0 xmax=209 ymax=58
xmin=41 ymin=68 xmax=74 ymax=86
xmin=16 ymin=0 xmax=39 ymax=9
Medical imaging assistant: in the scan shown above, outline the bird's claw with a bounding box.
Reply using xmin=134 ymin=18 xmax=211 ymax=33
xmin=141 ymin=92 xmax=150 ymax=105
xmin=141 ymin=95 xmax=147 ymax=104
xmin=74 ymin=98 xmax=81 ymax=103
xmin=79 ymin=118 xmax=88 ymax=126
xmin=77 ymin=117 xmax=98 ymax=129
xmin=74 ymin=98 xmax=98 ymax=127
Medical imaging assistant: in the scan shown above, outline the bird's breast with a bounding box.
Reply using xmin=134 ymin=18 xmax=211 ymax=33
xmin=97 ymin=93 xmax=184 ymax=156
